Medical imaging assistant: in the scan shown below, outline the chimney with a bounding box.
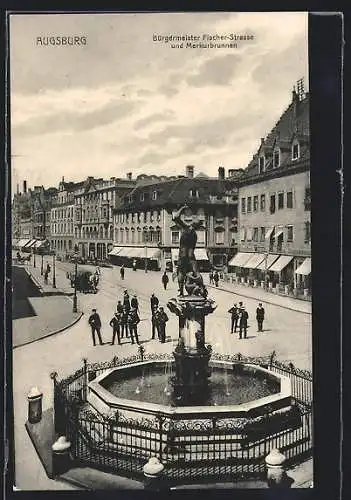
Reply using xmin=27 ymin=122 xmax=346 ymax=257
xmin=16 ymin=183 xmax=19 ymax=194
xmin=218 ymin=167 xmax=225 ymax=180
xmin=126 ymin=172 xmax=132 ymax=180
xmin=62 ymin=176 xmax=65 ymax=183
xmin=23 ymin=180 xmax=27 ymax=193
xmin=260 ymin=138 xmax=265 ymax=145
xmin=186 ymin=165 xmax=194 ymax=178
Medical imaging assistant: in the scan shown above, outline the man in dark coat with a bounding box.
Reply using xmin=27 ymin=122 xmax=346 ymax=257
xmin=150 ymin=293 xmax=159 ymax=313
xmin=131 ymin=294 xmax=139 ymax=312
xmin=239 ymin=306 xmax=249 ymax=339
xmin=109 ymin=312 xmax=122 ymax=345
xmin=120 ymin=265 xmax=125 ymax=280
xmin=116 ymin=300 xmax=124 ymax=315
xmin=213 ymin=271 xmax=219 ymax=287
xmin=128 ymin=307 xmax=140 ymax=345
xmin=121 ymin=306 xmax=129 ymax=338
xmin=157 ymin=307 xmax=169 ymax=343
xmin=228 ymin=303 xmax=239 ymax=334
xmin=123 ymin=290 xmax=130 ymax=312
xmin=151 ymin=306 xmax=159 ymax=340
xmin=161 ymin=271 xmax=169 ymax=290
xmin=209 ymin=270 xmax=214 ymax=284
xmin=256 ymin=303 xmax=265 ymax=332
xmin=88 ymin=308 xmax=103 ymax=346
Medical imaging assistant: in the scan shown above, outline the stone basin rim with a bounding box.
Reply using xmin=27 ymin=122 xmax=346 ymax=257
xmin=88 ymin=360 xmax=292 ymax=418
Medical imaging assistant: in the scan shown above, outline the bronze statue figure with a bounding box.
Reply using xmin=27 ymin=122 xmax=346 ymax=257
xmin=172 ymin=205 xmax=205 ymax=296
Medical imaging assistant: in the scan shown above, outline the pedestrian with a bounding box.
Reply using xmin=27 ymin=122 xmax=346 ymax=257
xmin=209 ymin=270 xmax=214 ymax=285
xmin=151 ymin=306 xmax=159 ymax=340
xmin=150 ymin=293 xmax=159 ymax=313
xmin=131 ymin=294 xmax=139 ymax=312
xmin=88 ymin=308 xmax=103 ymax=346
xmin=120 ymin=265 xmax=125 ymax=280
xmin=228 ymin=303 xmax=239 ymax=334
xmin=89 ymin=274 xmax=96 ymax=293
xmin=123 ymin=290 xmax=130 ymax=312
xmin=239 ymin=306 xmax=249 ymax=339
xmin=128 ymin=307 xmax=140 ymax=345
xmin=121 ymin=306 xmax=129 ymax=338
xmin=95 ymin=266 xmax=101 ymax=277
xmin=132 ymin=259 xmax=137 ymax=271
xmin=46 ymin=262 xmax=51 ymax=275
xmin=256 ymin=302 xmax=265 ymax=332
xmin=213 ymin=270 xmax=219 ymax=287
xmin=109 ymin=312 xmax=122 ymax=345
xmin=162 ymin=271 xmax=169 ymax=290
xmin=116 ymin=300 xmax=124 ymax=314
xmin=157 ymin=306 xmax=169 ymax=343
xmin=44 ymin=269 xmax=49 ymax=284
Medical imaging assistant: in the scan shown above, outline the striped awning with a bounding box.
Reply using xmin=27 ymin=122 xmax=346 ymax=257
xmin=108 ymin=246 xmax=124 ymax=256
xmin=265 ymin=227 xmax=275 ymax=240
xmin=268 ymin=255 xmax=294 ymax=273
xmin=241 ymin=253 xmax=266 ymax=269
xmin=17 ymin=239 xmax=32 ymax=248
xmin=228 ymin=252 xmax=252 ymax=267
xmin=255 ymin=254 xmax=280 ymax=271
xmin=194 ymin=248 xmax=208 ymax=260
xmin=295 ymin=258 xmax=311 ymax=275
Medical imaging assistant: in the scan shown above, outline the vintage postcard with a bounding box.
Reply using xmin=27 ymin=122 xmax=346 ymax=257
xmin=9 ymin=11 xmax=315 ymax=491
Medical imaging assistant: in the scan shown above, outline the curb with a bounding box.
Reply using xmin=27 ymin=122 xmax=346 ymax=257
xmin=208 ymin=284 xmax=312 ymax=315
xmin=13 ymin=310 xmax=84 ymax=349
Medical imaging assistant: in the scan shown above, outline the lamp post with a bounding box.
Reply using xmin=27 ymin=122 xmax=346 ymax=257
xmin=52 ymin=252 xmax=56 ymax=288
xmin=33 ymin=248 xmax=36 ymax=268
xmin=41 ymin=253 xmax=44 ymax=275
xmin=144 ymin=244 xmax=148 ymax=273
xmin=73 ymin=244 xmax=78 ymax=313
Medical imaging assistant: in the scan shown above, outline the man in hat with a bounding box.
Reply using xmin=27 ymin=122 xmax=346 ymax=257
xmin=109 ymin=312 xmax=122 ymax=345
xmin=161 ymin=271 xmax=169 ymax=290
xmin=123 ymin=290 xmax=130 ymax=313
xmin=88 ymin=308 xmax=103 ymax=346
xmin=130 ymin=293 xmax=139 ymax=312
xmin=116 ymin=300 xmax=124 ymax=315
xmin=239 ymin=306 xmax=249 ymax=340
xmin=150 ymin=293 xmax=159 ymax=313
xmin=151 ymin=306 xmax=159 ymax=340
xmin=256 ymin=303 xmax=265 ymax=332
xmin=157 ymin=306 xmax=169 ymax=343
xmin=120 ymin=265 xmax=125 ymax=280
xmin=228 ymin=303 xmax=239 ymax=334
xmin=128 ymin=306 xmax=140 ymax=345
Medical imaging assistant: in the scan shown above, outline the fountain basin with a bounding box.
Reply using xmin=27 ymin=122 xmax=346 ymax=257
xmin=87 ymin=360 xmax=292 ymax=420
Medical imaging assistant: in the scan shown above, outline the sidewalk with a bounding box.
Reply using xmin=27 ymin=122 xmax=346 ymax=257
xmin=210 ymin=281 xmax=311 ymax=315
xmin=25 ymin=260 xmax=74 ymax=297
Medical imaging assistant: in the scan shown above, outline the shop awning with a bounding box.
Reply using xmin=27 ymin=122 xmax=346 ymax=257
xmin=147 ymin=248 xmax=161 ymax=260
xmin=26 ymin=239 xmax=37 ymax=248
xmin=265 ymin=227 xmax=275 ymax=240
xmin=295 ymin=258 xmax=311 ymax=276
xmin=275 ymin=229 xmax=284 ymax=239
xmin=268 ymin=255 xmax=294 ymax=273
xmin=34 ymin=239 xmax=49 ymax=249
xmin=194 ymin=248 xmax=208 ymax=261
xmin=108 ymin=246 xmax=124 ymax=256
xmin=17 ymin=239 xmax=31 ymax=248
xmin=255 ymin=254 xmax=280 ymax=271
xmin=242 ymin=253 xmax=266 ymax=269
xmin=228 ymin=252 xmax=252 ymax=267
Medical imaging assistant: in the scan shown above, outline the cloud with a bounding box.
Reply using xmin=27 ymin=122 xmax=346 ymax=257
xmin=133 ymin=110 xmax=175 ymax=130
xmin=186 ymin=53 xmax=241 ymax=87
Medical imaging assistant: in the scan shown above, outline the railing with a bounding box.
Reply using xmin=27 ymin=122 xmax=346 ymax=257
xmin=52 ymin=353 xmax=313 ymax=484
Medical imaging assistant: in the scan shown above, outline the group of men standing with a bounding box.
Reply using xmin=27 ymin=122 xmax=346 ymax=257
xmin=150 ymin=293 xmax=169 ymax=343
xmin=228 ymin=302 xmax=265 ymax=339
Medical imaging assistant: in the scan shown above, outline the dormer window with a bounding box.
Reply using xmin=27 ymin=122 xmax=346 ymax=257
xmin=292 ymin=142 xmax=300 ymax=160
xmin=152 ymin=191 xmax=157 ymax=200
xmin=259 ymin=156 xmax=265 ymax=173
xmin=273 ymin=149 xmax=280 ymax=168
xmin=140 ymin=193 xmax=144 ymax=202
xmin=189 ymin=188 xmax=199 ymax=198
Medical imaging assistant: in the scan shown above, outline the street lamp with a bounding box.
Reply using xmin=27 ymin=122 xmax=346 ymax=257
xmin=33 ymin=248 xmax=36 ymax=268
xmin=52 ymin=252 xmax=56 ymax=288
xmin=73 ymin=244 xmax=79 ymax=313
xmin=41 ymin=253 xmax=44 ymax=275
xmin=144 ymin=244 xmax=148 ymax=273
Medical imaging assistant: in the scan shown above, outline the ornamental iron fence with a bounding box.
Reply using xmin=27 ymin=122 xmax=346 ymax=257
xmin=51 ymin=352 xmax=313 ymax=484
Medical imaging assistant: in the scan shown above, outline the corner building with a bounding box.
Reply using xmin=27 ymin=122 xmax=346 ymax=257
xmin=230 ymin=86 xmax=311 ymax=297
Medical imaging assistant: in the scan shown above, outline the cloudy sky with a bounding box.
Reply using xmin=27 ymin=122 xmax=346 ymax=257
xmin=10 ymin=12 xmax=308 ymax=192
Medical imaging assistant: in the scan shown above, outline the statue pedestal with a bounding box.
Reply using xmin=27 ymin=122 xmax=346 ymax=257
xmin=167 ymin=295 xmax=216 ymax=406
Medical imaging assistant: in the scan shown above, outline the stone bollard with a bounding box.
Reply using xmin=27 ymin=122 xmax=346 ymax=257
xmin=284 ymin=285 xmax=289 ymax=295
xmin=52 ymin=436 xmax=72 ymax=476
xmin=143 ymin=456 xmax=165 ymax=491
xmin=261 ymin=281 xmax=265 ymax=289
xmin=253 ymin=279 xmax=258 ymax=287
xmin=27 ymin=387 xmax=43 ymax=424
xmin=265 ymin=448 xmax=286 ymax=488
xmin=268 ymin=281 xmax=273 ymax=290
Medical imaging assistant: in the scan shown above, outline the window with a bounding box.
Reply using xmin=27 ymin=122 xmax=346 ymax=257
xmin=131 ymin=213 xmax=135 ymax=223
xmin=190 ymin=189 xmax=199 ymax=198
xmin=171 ymin=231 xmax=179 ymax=245
xmin=253 ymin=227 xmax=259 ymax=242
xmin=215 ymin=231 xmax=224 ymax=245
xmin=287 ymin=225 xmax=294 ymax=242
xmin=240 ymin=227 xmax=246 ymax=241
xmin=259 ymin=156 xmax=265 ymax=173
xmin=273 ymin=149 xmax=280 ymax=168
xmin=143 ymin=212 xmax=147 ymax=223
xmin=241 ymin=198 xmax=246 ymax=214
xmin=247 ymin=197 xmax=252 ymax=213
xmin=287 ymin=191 xmax=293 ymax=209
xmin=140 ymin=193 xmax=144 ymax=202
xmin=260 ymin=194 xmax=266 ymax=211
xmin=304 ymin=186 xmax=311 ymax=210
xmin=157 ymin=210 xmax=161 ymax=222
xmin=253 ymin=195 xmax=258 ymax=212
xmin=247 ymin=227 xmax=253 ymax=241
xmin=270 ymin=194 xmax=276 ymax=213
xmin=260 ymin=227 xmax=265 ymax=241
xmin=150 ymin=212 xmax=154 ymax=222
xmin=292 ymin=142 xmax=300 ymax=160
xmin=304 ymin=221 xmax=311 ymax=243
xmin=278 ymin=192 xmax=284 ymax=209
xmin=152 ymin=191 xmax=157 ymax=200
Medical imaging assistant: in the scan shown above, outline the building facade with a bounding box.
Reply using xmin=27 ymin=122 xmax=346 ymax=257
xmin=74 ymin=175 xmax=135 ymax=261
xmin=110 ymin=166 xmax=241 ymax=271
xmin=230 ymin=83 xmax=311 ymax=294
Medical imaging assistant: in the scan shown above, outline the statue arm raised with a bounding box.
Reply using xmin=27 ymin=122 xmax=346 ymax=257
xmin=172 ymin=205 xmax=189 ymax=228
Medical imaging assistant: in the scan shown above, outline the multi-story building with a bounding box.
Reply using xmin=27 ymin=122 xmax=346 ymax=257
xmin=50 ymin=178 xmax=83 ymax=258
xmin=229 ymin=81 xmax=311 ymax=295
xmin=74 ymin=175 xmax=136 ymax=260
xmin=12 ymin=181 xmax=32 ymax=244
xmin=109 ymin=166 xmax=241 ymax=271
